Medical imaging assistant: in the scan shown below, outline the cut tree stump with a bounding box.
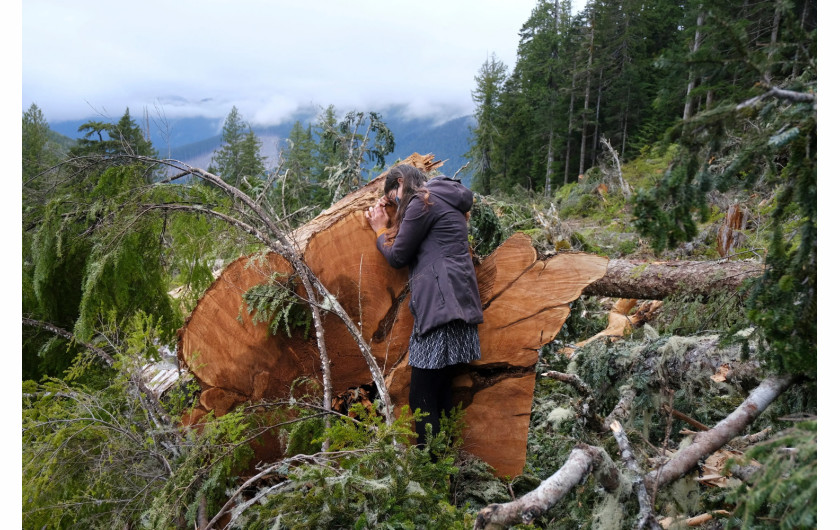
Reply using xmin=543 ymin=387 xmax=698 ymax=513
xmin=177 ymin=153 xmax=608 ymax=477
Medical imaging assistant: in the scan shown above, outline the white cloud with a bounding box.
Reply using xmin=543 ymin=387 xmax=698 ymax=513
xmin=23 ymin=0 xmax=586 ymax=124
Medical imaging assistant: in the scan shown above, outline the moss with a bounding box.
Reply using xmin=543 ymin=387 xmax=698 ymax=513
xmin=658 ymin=475 xmax=702 ymax=517
xmin=546 ymin=406 xmax=576 ymax=429
xmin=629 ymin=263 xmax=649 ymax=279
xmin=591 ymin=484 xmax=633 ymax=530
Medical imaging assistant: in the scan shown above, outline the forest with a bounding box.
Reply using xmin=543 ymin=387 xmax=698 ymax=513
xmin=22 ymin=0 xmax=816 ymax=528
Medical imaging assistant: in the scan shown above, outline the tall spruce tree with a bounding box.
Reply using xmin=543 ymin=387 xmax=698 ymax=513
xmin=274 ymin=120 xmax=324 ymax=222
xmin=208 ymin=106 xmax=267 ymax=186
xmin=468 ymin=53 xmax=508 ymax=194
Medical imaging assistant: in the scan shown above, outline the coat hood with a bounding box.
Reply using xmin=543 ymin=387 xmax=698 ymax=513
xmin=426 ymin=177 xmax=473 ymax=213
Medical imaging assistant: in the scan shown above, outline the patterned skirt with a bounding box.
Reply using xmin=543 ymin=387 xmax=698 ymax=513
xmin=408 ymin=319 xmax=481 ymax=369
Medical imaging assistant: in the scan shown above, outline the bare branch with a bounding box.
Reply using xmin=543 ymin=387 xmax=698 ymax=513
xmin=644 ymin=374 xmax=795 ymax=491
xmin=474 ymin=444 xmax=619 ymax=529
xmin=610 ymin=421 xmax=662 ymax=530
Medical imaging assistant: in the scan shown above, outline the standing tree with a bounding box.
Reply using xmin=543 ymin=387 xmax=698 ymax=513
xmin=71 ymin=108 xmax=156 ymax=160
xmin=272 ymin=120 xmax=322 ymax=224
xmin=468 ymin=53 xmax=508 ymax=194
xmin=208 ymin=106 xmax=267 ymax=187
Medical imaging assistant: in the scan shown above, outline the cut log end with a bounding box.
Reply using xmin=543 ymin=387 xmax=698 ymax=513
xmin=177 ymin=153 xmax=609 ymax=477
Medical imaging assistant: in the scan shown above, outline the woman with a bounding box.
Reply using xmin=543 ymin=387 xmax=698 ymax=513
xmin=365 ymin=164 xmax=483 ymax=448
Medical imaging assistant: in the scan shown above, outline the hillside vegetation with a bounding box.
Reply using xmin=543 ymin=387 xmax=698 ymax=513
xmin=22 ymin=0 xmax=816 ymax=528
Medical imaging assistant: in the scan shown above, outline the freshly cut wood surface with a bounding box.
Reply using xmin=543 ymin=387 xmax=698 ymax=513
xmin=177 ymin=153 xmax=609 ymax=477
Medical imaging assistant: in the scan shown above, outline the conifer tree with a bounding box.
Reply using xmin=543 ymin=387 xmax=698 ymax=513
xmin=274 ymin=120 xmax=323 ymax=222
xmin=468 ymin=54 xmax=508 ymax=194
xmin=208 ymin=106 xmax=267 ymax=186
xmin=22 ymin=103 xmax=55 ymax=183
xmin=71 ymin=108 xmax=155 ymax=159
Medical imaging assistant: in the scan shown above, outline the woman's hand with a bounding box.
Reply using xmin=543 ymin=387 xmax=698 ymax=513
xmin=365 ymin=198 xmax=389 ymax=232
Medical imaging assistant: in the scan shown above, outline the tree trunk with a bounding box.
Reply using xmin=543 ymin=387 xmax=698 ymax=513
xmin=581 ymin=258 xmax=763 ymax=300
xmin=545 ymin=128 xmax=555 ymax=197
xmin=683 ymin=9 xmax=705 ymax=120
xmin=579 ymin=20 xmax=595 ymax=176
xmin=177 ymin=153 xmax=609 ymax=478
xmin=564 ymin=62 xmax=577 ymax=184
xmin=644 ymin=374 xmax=795 ymax=492
xmin=590 ymin=67 xmax=604 ymax=168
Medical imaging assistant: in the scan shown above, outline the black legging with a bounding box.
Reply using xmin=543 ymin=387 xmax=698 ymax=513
xmin=409 ymin=365 xmax=455 ymax=449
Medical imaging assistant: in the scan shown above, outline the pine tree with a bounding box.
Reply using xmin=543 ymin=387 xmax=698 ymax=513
xmin=468 ymin=54 xmax=508 ymax=194
xmin=274 ymin=120 xmax=323 ymax=222
xmin=316 ymin=108 xmax=394 ymax=203
xmin=71 ymin=108 xmax=156 ymax=159
xmin=22 ymin=103 xmax=54 ymax=183
xmin=208 ymin=106 xmax=267 ymax=186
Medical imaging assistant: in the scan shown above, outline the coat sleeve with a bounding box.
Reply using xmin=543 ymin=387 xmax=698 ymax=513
xmin=375 ymin=197 xmax=432 ymax=269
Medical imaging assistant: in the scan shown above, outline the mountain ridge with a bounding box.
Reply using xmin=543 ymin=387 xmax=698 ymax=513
xmin=49 ymin=108 xmax=475 ymax=185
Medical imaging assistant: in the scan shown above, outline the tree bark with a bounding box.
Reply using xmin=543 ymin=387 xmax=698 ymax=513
xmin=683 ymin=9 xmax=705 ymax=120
xmin=581 ymin=259 xmax=764 ymax=300
xmin=644 ymin=374 xmax=795 ymax=491
xmin=474 ymin=444 xmax=619 ymax=529
xmin=579 ymin=19 xmax=595 ymax=176
xmin=177 ymin=153 xmax=609 ymax=478
xmin=564 ymin=56 xmax=577 ymax=184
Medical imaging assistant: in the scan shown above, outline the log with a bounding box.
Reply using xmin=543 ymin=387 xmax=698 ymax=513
xmin=177 ymin=153 xmax=609 ymax=477
xmin=581 ymin=259 xmax=763 ymax=300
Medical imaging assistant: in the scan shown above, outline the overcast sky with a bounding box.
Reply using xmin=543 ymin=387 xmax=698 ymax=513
xmin=22 ymin=0 xmax=585 ymax=126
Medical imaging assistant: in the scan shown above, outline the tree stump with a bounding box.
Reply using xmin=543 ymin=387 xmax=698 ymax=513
xmin=177 ymin=153 xmax=609 ymax=477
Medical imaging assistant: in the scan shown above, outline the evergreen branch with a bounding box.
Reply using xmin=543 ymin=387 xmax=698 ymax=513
xmin=22 ymin=317 xmax=177 ymax=470
xmin=23 ymin=317 xmax=116 ymax=366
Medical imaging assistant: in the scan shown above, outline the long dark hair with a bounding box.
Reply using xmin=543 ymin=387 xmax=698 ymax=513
xmin=382 ymin=164 xmax=432 ymax=246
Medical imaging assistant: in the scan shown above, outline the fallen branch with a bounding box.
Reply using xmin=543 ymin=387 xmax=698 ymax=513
xmin=474 ymin=444 xmax=619 ymax=529
xmin=736 ymin=85 xmax=816 ymax=110
xmin=644 ymin=374 xmax=795 ymax=491
xmin=611 ymin=420 xmax=662 ymax=530
xmin=603 ymin=386 xmax=637 ymax=431
xmin=542 ymin=371 xmax=592 ymax=398
xmin=662 ymin=404 xmax=710 ymax=432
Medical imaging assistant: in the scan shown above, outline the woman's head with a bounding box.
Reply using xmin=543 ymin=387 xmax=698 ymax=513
xmin=384 ymin=164 xmax=427 ymax=202
xmin=382 ymin=164 xmax=431 ymax=244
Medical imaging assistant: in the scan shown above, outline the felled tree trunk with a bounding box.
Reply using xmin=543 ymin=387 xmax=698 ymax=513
xmin=177 ymin=153 xmax=609 ymax=477
xmin=582 ymin=258 xmax=763 ymax=300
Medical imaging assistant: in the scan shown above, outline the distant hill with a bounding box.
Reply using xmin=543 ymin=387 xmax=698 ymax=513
xmin=50 ymin=107 xmax=476 ymax=187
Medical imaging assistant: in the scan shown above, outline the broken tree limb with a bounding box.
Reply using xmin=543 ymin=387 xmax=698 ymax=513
xmin=644 ymin=374 xmax=795 ymax=492
xmin=603 ymin=386 xmax=638 ymax=432
xmin=541 ymin=371 xmax=592 ymax=398
xmin=473 ymin=444 xmax=619 ymax=529
xmin=581 ymin=259 xmax=764 ymax=300
xmin=662 ymin=404 xmax=710 ymax=432
xmin=611 ymin=420 xmax=663 ymax=530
